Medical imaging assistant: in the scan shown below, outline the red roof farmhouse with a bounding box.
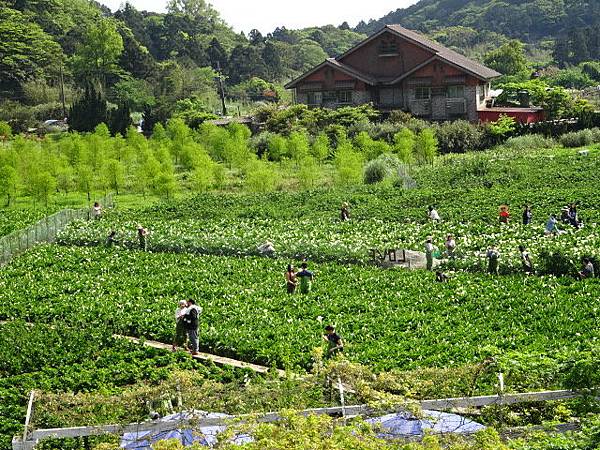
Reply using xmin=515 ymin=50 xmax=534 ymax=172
xmin=285 ymin=25 xmax=540 ymax=123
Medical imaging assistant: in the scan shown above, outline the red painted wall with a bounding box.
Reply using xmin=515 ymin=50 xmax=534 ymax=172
xmin=339 ymin=31 xmax=435 ymax=78
xmin=303 ymin=66 xmax=366 ymax=91
xmin=478 ymin=110 xmax=545 ymax=124
xmin=411 ymin=61 xmax=480 ymax=85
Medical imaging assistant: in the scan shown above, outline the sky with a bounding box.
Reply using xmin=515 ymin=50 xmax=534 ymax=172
xmin=100 ymin=0 xmax=418 ymax=34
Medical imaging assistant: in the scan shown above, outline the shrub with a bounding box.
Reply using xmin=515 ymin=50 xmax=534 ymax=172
xmin=434 ymin=120 xmax=485 ymax=154
xmin=363 ymin=157 xmax=388 ymax=184
xmin=297 ymin=156 xmax=321 ymax=190
xmin=414 ymin=129 xmax=438 ymax=165
xmin=559 ymin=129 xmax=595 ymax=148
xmin=0 ymin=121 xmax=11 ymax=139
xmin=334 ymin=143 xmax=363 ymax=186
xmin=502 ymin=134 xmax=555 ymax=151
xmin=363 ymin=153 xmax=410 ymax=186
xmin=245 ymin=158 xmax=278 ymax=192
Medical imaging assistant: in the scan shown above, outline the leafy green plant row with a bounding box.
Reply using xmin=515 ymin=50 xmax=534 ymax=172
xmin=1 ymin=246 xmax=597 ymax=375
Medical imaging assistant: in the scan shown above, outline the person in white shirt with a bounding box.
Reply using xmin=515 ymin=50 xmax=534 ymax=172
xmin=92 ymin=202 xmax=102 ymax=219
xmin=172 ymin=300 xmax=188 ymax=351
xmin=428 ymin=206 xmax=440 ymax=221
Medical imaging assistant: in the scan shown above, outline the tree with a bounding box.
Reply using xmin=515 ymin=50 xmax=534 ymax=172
xmin=249 ymin=29 xmax=264 ymax=46
xmin=0 ymin=165 xmax=19 ymax=206
xmin=393 ymin=128 xmax=415 ymax=164
xmin=207 ymin=38 xmax=228 ymax=72
xmin=553 ymin=37 xmax=570 ymax=67
xmin=71 ymin=19 xmax=124 ymax=87
xmin=228 ymin=45 xmax=268 ymax=85
xmin=0 ymin=8 xmax=62 ymax=94
xmin=414 ymin=129 xmax=437 ymax=166
xmin=570 ymin=29 xmax=590 ymax=65
xmin=166 ymin=0 xmax=218 ymax=21
xmin=262 ymin=41 xmax=284 ymax=81
xmin=108 ymin=103 xmax=132 ymax=137
xmin=68 ymin=86 xmax=108 ymax=133
xmin=102 ymin=159 xmax=125 ymax=194
xmin=484 ymin=40 xmax=528 ymax=76
xmin=30 ymin=170 xmax=56 ymax=207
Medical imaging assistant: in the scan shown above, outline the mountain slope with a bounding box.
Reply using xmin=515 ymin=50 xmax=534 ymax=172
xmin=357 ymin=0 xmax=600 ymax=42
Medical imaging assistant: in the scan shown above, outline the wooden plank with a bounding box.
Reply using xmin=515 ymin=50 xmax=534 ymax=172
xmin=28 ymin=389 xmax=595 ymax=442
xmin=22 ymin=391 xmax=35 ymax=441
xmin=116 ymin=335 xmax=287 ymax=377
xmin=420 ymin=390 xmax=580 ymax=410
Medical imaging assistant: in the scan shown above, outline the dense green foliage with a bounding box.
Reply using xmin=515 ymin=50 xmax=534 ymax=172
xmin=358 ymin=0 xmax=600 ymax=42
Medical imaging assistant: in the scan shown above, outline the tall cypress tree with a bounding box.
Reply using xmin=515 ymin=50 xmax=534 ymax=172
xmin=68 ymin=86 xmax=108 ymax=133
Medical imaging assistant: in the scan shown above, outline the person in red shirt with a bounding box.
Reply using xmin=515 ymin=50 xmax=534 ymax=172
xmin=499 ymin=205 xmax=510 ymax=224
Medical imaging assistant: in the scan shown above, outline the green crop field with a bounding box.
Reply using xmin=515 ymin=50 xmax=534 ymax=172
xmin=1 ymin=146 xmax=599 ymax=449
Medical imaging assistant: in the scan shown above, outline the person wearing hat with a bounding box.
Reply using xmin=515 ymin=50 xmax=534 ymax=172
xmin=172 ymin=300 xmax=188 ymax=351
xmin=424 ymin=237 xmax=437 ymax=271
xmin=137 ymin=225 xmax=149 ymax=251
xmin=499 ymin=205 xmax=510 ymax=224
xmin=340 ymin=202 xmax=350 ymax=221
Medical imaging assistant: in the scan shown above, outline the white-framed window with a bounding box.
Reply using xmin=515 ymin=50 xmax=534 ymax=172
xmin=447 ymin=85 xmax=464 ymax=98
xmin=307 ymin=91 xmax=322 ymax=105
xmin=337 ymin=90 xmax=352 ymax=104
xmin=415 ymin=87 xmax=431 ymax=100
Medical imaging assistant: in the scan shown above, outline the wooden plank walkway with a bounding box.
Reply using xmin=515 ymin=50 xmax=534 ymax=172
xmin=117 ymin=335 xmax=287 ymax=377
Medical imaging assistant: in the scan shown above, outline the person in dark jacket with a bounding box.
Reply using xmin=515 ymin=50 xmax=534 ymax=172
xmin=183 ymin=299 xmax=201 ymax=355
xmin=522 ymin=205 xmax=532 ymax=225
xmin=323 ymin=325 xmax=343 ymax=357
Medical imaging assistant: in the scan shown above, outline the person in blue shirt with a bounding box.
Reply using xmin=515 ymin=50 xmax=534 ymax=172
xmin=296 ymin=262 xmax=314 ymax=294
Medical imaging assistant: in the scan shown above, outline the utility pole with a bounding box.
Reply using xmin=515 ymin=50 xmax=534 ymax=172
xmin=215 ymin=61 xmax=227 ymax=116
xmin=59 ymin=63 xmax=66 ymax=119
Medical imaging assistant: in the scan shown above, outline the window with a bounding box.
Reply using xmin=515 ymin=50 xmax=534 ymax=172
xmin=415 ymin=87 xmax=431 ymax=100
xmin=307 ymin=91 xmax=322 ymax=105
xmin=378 ymin=40 xmax=398 ymax=55
xmin=337 ymin=90 xmax=352 ymax=104
xmin=323 ymin=91 xmax=338 ymax=102
xmin=447 ymin=85 xmax=464 ymax=98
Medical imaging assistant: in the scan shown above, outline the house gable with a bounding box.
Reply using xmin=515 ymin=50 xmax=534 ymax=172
xmin=338 ymin=29 xmax=436 ymax=80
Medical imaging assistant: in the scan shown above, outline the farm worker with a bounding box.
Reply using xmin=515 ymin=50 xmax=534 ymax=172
xmin=436 ymin=271 xmax=449 ymax=283
xmin=92 ymin=202 xmax=102 ymax=220
xmin=444 ymin=234 xmax=456 ymax=259
xmin=560 ymin=207 xmax=570 ymax=224
xmin=106 ymin=230 xmax=117 ymax=247
xmin=296 ymin=262 xmax=314 ymax=294
xmin=183 ymin=299 xmax=201 ymax=356
xmin=522 ymin=205 xmax=532 ymax=225
xmin=340 ymin=202 xmax=350 ymax=221
xmin=519 ymin=245 xmax=533 ymax=274
xmin=424 ymin=237 xmax=437 ymax=271
xmin=499 ymin=205 xmax=510 ymax=224
xmin=285 ymin=264 xmax=297 ymax=294
xmin=486 ymin=246 xmax=500 ymax=275
xmin=544 ymin=214 xmax=560 ymax=236
xmin=323 ymin=325 xmax=343 ymax=357
xmin=257 ymin=241 xmax=275 ymax=256
xmin=172 ymin=300 xmax=188 ymax=352
xmin=428 ymin=206 xmax=440 ymax=221
xmin=578 ymin=258 xmax=595 ymax=280
xmin=137 ymin=225 xmax=149 ymax=251
xmin=568 ymin=203 xmax=581 ymax=228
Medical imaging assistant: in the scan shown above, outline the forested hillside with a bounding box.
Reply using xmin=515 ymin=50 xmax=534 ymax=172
xmin=0 ymin=0 xmax=365 ymax=131
xmin=357 ymin=0 xmax=600 ymax=42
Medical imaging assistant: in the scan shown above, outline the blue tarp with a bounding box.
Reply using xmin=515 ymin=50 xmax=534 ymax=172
xmin=366 ymin=409 xmax=485 ymax=439
xmin=120 ymin=411 xmax=252 ymax=449
xmin=121 ymin=409 xmax=484 ymax=448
